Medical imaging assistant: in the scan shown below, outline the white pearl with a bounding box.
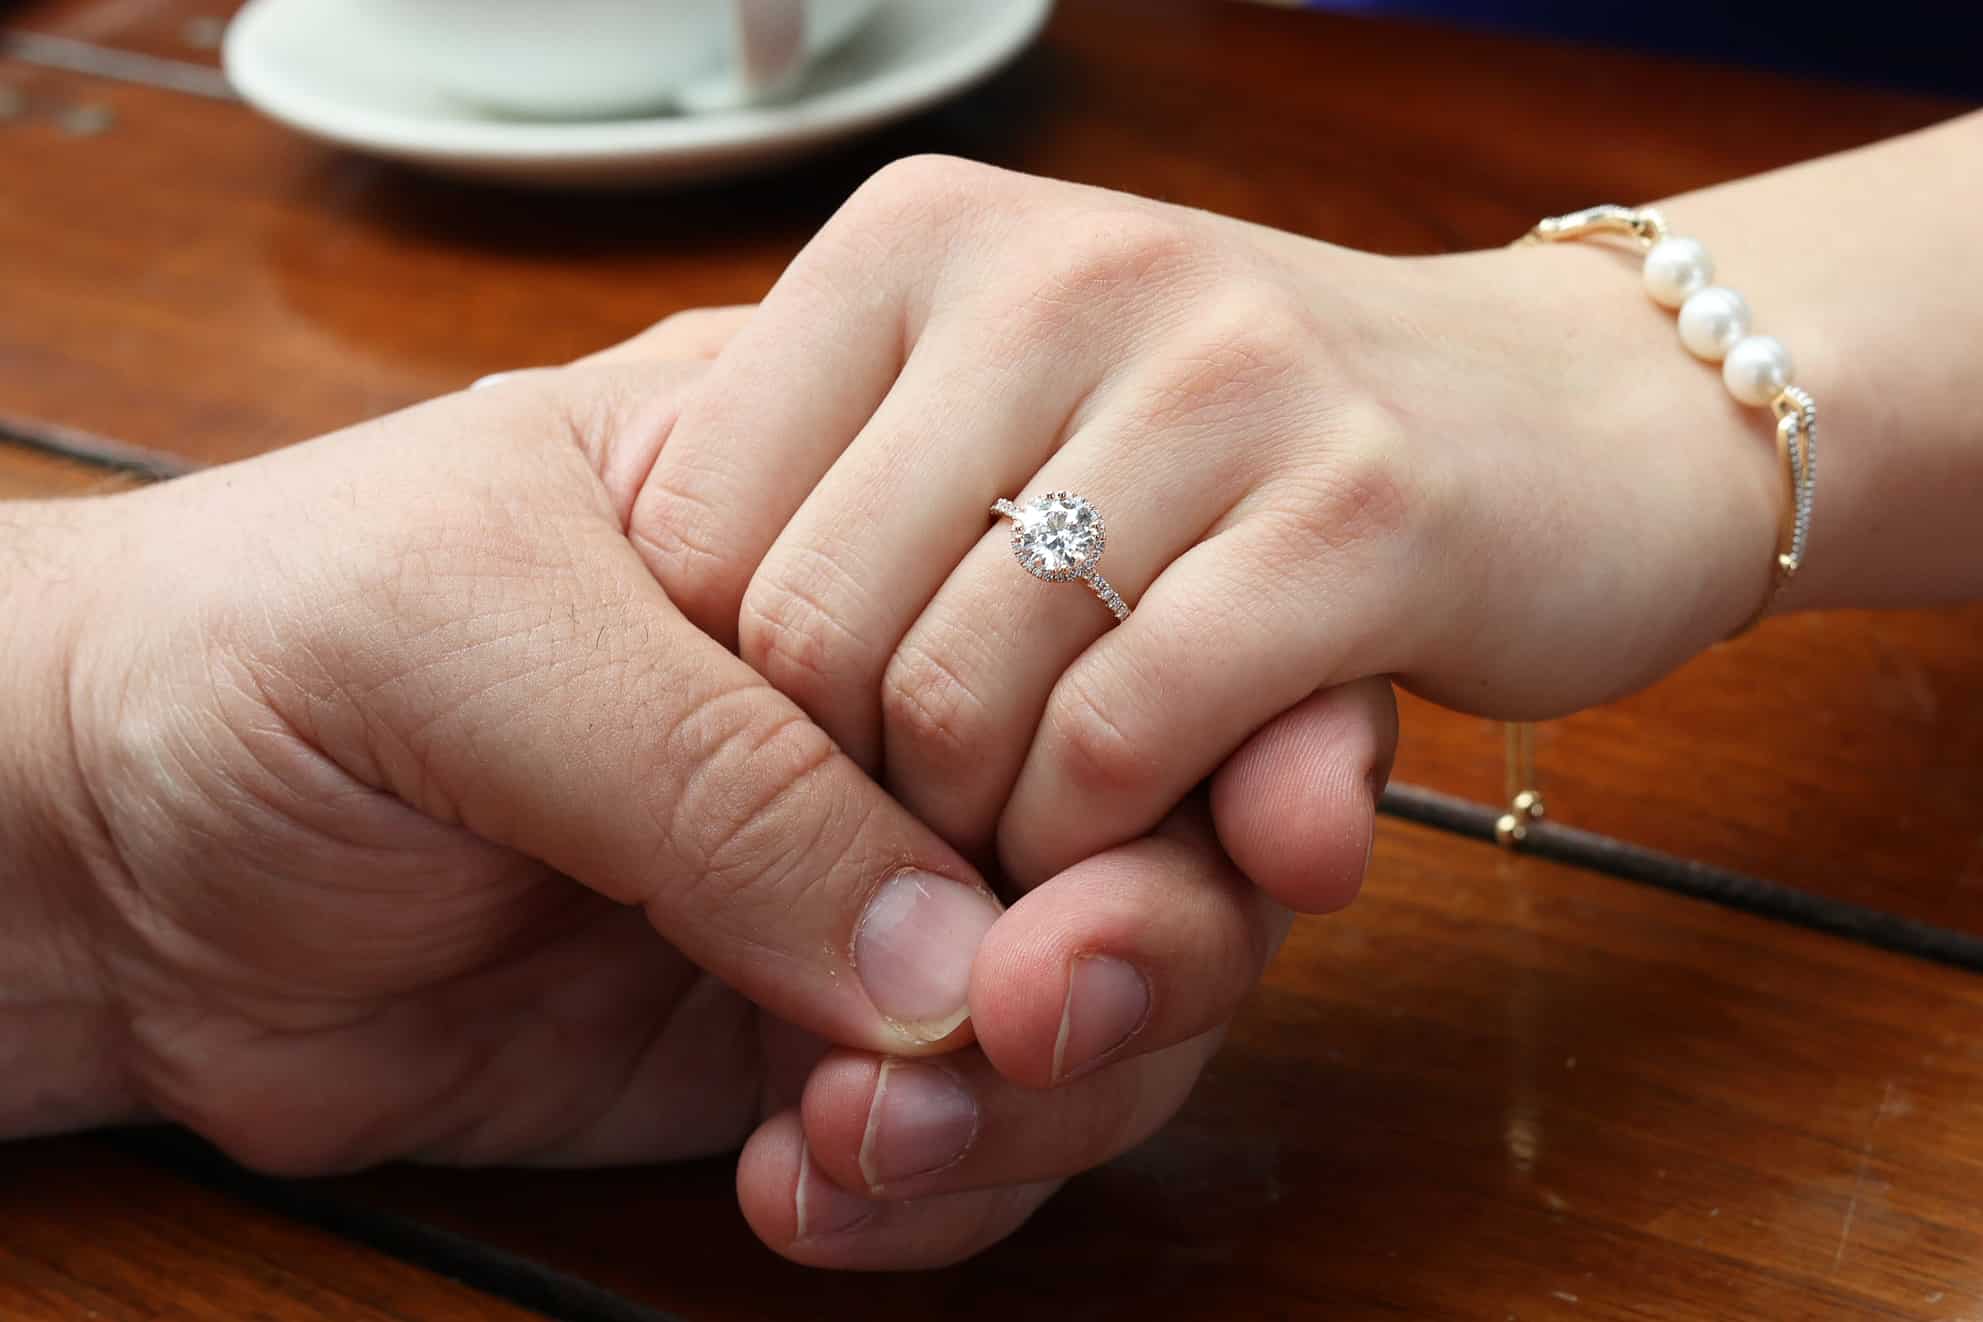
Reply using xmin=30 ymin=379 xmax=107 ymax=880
xmin=1722 ymin=334 xmax=1794 ymax=406
xmin=1676 ymin=286 xmax=1751 ymax=362
xmin=1642 ymin=236 xmax=1714 ymax=308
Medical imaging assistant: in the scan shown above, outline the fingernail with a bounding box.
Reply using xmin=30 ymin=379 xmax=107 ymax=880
xmin=1053 ymin=955 xmax=1151 ymax=1083
xmin=795 ymin=1142 xmax=874 ymax=1240
xmin=858 ymin=1060 xmax=979 ymax=1190
xmin=855 ymin=870 xmax=1001 ymax=1040
xmin=468 ymin=370 xmax=519 ymax=391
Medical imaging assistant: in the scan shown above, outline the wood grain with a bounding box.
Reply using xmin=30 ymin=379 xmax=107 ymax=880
xmin=300 ymin=818 xmax=1983 ymax=1321
xmin=0 ymin=1136 xmax=544 ymax=1322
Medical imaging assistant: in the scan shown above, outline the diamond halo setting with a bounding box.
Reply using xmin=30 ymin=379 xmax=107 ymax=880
xmin=1007 ymin=491 xmax=1104 ymax=581
xmin=990 ymin=491 xmax=1130 ymax=622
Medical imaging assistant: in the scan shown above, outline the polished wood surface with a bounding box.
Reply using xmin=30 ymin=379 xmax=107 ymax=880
xmin=1392 ymin=605 xmax=1983 ymax=931
xmin=320 ymin=820 xmax=1983 ymax=1320
xmin=3 ymin=0 xmax=1979 ymax=928
xmin=4 ymin=2 xmax=1983 ymax=1319
xmin=0 ymin=1137 xmax=538 ymax=1321
xmin=0 ymin=444 xmax=129 ymax=498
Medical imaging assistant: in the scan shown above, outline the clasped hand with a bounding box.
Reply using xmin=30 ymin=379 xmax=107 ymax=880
xmin=18 ymin=157 xmax=1766 ymax=1270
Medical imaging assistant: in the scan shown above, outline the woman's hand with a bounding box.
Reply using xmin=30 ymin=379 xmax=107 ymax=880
xmin=629 ymin=156 xmax=1782 ymax=892
xmin=2 ymin=313 xmax=1397 ymax=1269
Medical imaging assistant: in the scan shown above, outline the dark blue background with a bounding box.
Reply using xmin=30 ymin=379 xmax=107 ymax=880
xmin=1311 ymin=1 xmax=1983 ymax=97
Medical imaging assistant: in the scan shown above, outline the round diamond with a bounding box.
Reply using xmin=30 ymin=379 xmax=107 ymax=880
xmin=1011 ymin=492 xmax=1104 ymax=581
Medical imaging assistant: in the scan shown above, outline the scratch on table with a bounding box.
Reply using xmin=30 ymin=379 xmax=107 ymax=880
xmin=1833 ymin=1080 xmax=1898 ymax=1271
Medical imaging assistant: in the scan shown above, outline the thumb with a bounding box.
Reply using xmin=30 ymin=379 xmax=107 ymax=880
xmin=233 ymin=379 xmax=1002 ymax=1056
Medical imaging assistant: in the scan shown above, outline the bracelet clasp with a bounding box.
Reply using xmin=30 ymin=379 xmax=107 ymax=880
xmin=1527 ymin=204 xmax=1668 ymax=248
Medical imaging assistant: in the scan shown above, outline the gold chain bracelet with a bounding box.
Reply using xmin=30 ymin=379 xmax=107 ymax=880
xmin=1495 ymin=205 xmax=1819 ymax=848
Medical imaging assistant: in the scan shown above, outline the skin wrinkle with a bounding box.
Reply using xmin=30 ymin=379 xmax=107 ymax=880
xmin=515 ymin=971 xmax=764 ymax=1168
xmin=631 ymin=464 xmax=735 ymax=583
xmin=94 ymin=665 xmax=386 ymax=998
xmin=604 ymin=395 xmax=686 ymax=537
xmin=1036 ymin=662 xmax=1166 ymax=802
xmin=742 ymin=542 xmax=887 ymax=694
xmin=240 ymin=634 xmax=419 ymax=824
xmin=653 ymin=688 xmax=844 ymax=907
xmin=405 ymin=906 xmax=684 ymax=1168
xmin=133 ymin=890 xmax=605 ymax=1173
xmin=61 ymin=652 xmax=153 ymax=986
xmin=24 ymin=607 xmax=132 ymax=1031
xmin=191 ymin=543 xmax=626 ymax=998
xmin=880 ymin=635 xmax=994 ymax=773
xmin=547 ymin=371 xmax=678 ymax=531
xmin=696 ymin=752 xmax=865 ymax=952
xmin=107 ymin=798 xmax=547 ymax=1021
xmin=182 ymin=697 xmax=523 ymax=915
xmin=344 ymin=539 xmax=655 ymax=828
xmin=1135 ymin=292 xmax=1313 ymax=436
xmin=981 ymin=213 xmax=1199 ymax=359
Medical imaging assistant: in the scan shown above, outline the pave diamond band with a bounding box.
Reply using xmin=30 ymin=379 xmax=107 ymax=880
xmin=992 ymin=492 xmax=1131 ymax=623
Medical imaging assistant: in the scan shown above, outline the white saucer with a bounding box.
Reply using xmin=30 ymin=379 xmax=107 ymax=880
xmin=223 ymin=0 xmax=1053 ymax=189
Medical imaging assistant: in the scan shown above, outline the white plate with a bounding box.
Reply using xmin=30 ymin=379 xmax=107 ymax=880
xmin=223 ymin=0 xmax=1053 ymax=189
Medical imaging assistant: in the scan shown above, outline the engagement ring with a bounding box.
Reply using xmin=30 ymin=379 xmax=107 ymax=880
xmin=991 ymin=492 xmax=1130 ymax=622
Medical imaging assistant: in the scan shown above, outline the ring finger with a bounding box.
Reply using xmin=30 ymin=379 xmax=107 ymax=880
xmin=879 ymin=364 xmax=1267 ymax=867
xmin=735 ymin=315 xmax=1102 ymax=771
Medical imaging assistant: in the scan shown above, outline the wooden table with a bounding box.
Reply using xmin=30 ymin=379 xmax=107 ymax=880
xmin=3 ymin=2 xmax=1980 ymax=1317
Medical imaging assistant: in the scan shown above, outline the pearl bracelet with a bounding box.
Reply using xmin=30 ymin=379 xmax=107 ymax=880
xmin=1493 ymin=204 xmax=1819 ymax=849
xmin=1524 ymin=204 xmax=1817 ymax=624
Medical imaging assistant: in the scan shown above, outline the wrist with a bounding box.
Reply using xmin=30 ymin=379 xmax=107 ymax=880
xmin=1373 ymin=241 xmax=1783 ymax=713
xmin=1639 ymin=114 xmax=1983 ymax=612
xmin=0 ymin=497 xmax=141 ymax=1136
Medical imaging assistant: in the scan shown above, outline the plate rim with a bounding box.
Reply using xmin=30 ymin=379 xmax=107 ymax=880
xmin=222 ymin=0 xmax=1053 ymax=169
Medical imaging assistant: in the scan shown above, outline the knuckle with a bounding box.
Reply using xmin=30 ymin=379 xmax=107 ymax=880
xmin=1273 ymin=412 xmax=1417 ymax=558
xmin=1001 ymin=209 xmax=1201 ymax=336
xmin=880 ymin=640 xmax=993 ymax=776
xmin=1138 ymin=285 xmax=1313 ymax=433
xmin=656 ymin=683 xmax=851 ymax=908
xmin=736 ymin=550 xmax=870 ymax=713
xmin=840 ymin=153 xmax=994 ymax=234
xmin=1043 ymin=665 xmax=1162 ymax=801
xmin=628 ymin=466 xmax=744 ymax=627
xmin=1048 ymin=209 xmax=1200 ymax=298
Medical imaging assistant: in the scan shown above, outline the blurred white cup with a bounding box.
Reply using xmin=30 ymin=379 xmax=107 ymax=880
xmin=352 ymin=0 xmax=886 ymax=119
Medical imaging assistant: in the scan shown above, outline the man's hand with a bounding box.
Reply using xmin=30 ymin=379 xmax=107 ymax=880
xmin=2 ymin=312 xmax=1394 ymax=1268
